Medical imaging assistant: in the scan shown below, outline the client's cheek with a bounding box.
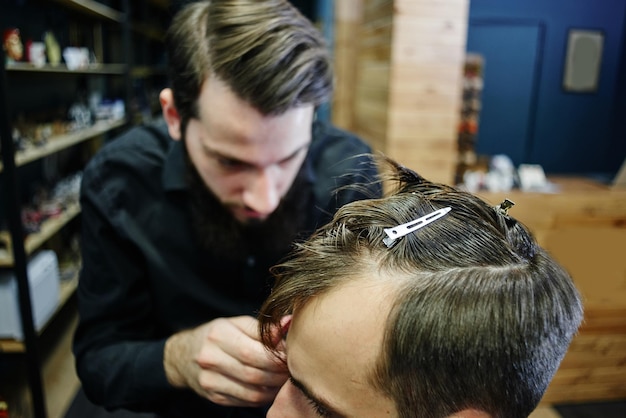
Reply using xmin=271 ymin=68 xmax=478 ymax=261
xmin=266 ymin=383 xmax=293 ymax=418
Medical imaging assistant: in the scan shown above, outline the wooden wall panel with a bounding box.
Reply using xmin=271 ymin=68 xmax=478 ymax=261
xmin=334 ymin=0 xmax=468 ymax=184
xmin=333 ymin=0 xmax=363 ymax=130
xmin=479 ymin=180 xmax=626 ymax=405
xmin=393 ymin=0 xmax=468 ymax=16
xmin=543 ymin=330 xmax=626 ymax=403
xmin=388 ymin=0 xmax=468 ymax=183
xmin=350 ymin=0 xmax=393 ymax=150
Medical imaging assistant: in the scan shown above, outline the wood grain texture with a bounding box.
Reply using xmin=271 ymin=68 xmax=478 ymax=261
xmin=334 ymin=0 xmax=468 ymax=184
xmin=480 ymin=179 xmax=626 ymax=404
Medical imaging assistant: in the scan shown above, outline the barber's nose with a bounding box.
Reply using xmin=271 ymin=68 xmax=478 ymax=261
xmin=242 ymin=166 xmax=281 ymax=216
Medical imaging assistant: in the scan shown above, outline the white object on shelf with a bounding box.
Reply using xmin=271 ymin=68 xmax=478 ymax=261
xmin=518 ymin=164 xmax=548 ymax=192
xmin=63 ymin=47 xmax=89 ymax=70
xmin=0 ymin=250 xmax=60 ymax=340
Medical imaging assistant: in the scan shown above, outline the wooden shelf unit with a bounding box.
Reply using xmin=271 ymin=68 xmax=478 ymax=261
xmin=0 ymin=119 xmax=126 ymax=172
xmin=478 ymin=177 xmax=626 ymax=404
xmin=0 ymin=271 xmax=79 ymax=354
xmin=49 ymin=0 xmax=124 ymax=22
xmin=0 ymin=203 xmax=81 ymax=267
xmin=0 ymin=1 xmax=170 ymax=415
xmin=0 ymin=1 xmax=153 ymax=416
xmin=5 ymin=62 xmax=127 ymax=75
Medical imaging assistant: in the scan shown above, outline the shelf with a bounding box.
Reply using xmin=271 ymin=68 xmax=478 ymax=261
xmin=0 ymin=2 xmax=167 ymax=414
xmin=0 ymin=119 xmax=126 ymax=172
xmin=43 ymin=310 xmax=80 ymax=418
xmin=0 ymin=271 xmax=79 ymax=353
xmin=5 ymin=62 xmax=127 ymax=75
xmin=130 ymin=65 xmax=167 ymax=78
xmin=50 ymin=0 xmax=124 ymax=22
xmin=147 ymin=0 xmax=171 ymax=11
xmin=0 ymin=203 xmax=81 ymax=268
xmin=132 ymin=22 xmax=166 ymax=42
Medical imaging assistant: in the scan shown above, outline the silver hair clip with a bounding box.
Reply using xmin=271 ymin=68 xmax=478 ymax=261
xmin=495 ymin=199 xmax=515 ymax=216
xmin=383 ymin=207 xmax=451 ymax=248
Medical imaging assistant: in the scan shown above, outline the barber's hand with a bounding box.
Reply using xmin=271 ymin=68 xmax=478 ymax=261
xmin=164 ymin=315 xmax=288 ymax=407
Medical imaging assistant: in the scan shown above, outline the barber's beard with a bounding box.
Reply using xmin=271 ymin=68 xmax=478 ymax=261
xmin=184 ymin=154 xmax=312 ymax=263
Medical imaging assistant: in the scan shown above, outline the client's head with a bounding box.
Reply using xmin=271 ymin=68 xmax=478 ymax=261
xmin=259 ymin=157 xmax=583 ymax=418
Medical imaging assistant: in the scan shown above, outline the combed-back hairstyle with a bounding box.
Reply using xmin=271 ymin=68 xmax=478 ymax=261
xmin=165 ymin=0 xmax=332 ymax=131
xmin=259 ymin=157 xmax=583 ymax=418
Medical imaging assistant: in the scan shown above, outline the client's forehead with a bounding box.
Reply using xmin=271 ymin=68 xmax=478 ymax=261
xmin=286 ymin=277 xmax=397 ymax=416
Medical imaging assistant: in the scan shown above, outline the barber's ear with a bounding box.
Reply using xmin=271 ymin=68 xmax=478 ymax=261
xmin=160 ymin=88 xmax=182 ymax=141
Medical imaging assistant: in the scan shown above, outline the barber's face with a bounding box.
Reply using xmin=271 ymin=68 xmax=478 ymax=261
xmin=179 ymin=76 xmax=313 ymax=224
xmin=267 ymin=278 xmax=398 ymax=418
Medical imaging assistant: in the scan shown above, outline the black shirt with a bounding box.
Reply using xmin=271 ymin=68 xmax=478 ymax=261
xmin=73 ymin=119 xmax=381 ymax=417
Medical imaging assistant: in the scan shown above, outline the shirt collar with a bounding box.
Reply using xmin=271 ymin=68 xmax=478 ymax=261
xmin=163 ymin=140 xmax=188 ymax=191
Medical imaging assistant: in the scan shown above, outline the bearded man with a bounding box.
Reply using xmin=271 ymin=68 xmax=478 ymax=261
xmin=72 ymin=2 xmax=381 ymax=417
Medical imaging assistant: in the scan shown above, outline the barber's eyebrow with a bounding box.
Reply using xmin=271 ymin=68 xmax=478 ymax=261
xmin=289 ymin=374 xmax=348 ymax=418
xmin=202 ymin=141 xmax=310 ymax=167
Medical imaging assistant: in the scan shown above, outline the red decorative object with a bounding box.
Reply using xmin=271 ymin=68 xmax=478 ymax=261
xmin=3 ymin=28 xmax=24 ymax=62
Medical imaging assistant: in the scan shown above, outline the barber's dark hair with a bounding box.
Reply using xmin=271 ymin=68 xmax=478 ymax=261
xmin=165 ymin=0 xmax=332 ymax=132
xmin=259 ymin=157 xmax=583 ymax=418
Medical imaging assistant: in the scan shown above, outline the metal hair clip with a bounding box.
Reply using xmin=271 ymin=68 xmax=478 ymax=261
xmin=383 ymin=207 xmax=451 ymax=248
xmin=495 ymin=199 xmax=515 ymax=216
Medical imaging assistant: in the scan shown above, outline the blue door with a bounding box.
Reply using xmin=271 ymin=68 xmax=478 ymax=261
xmin=466 ymin=22 xmax=543 ymax=165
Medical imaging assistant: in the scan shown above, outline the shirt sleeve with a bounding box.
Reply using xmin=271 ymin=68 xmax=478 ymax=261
xmin=72 ymin=152 xmax=173 ymax=412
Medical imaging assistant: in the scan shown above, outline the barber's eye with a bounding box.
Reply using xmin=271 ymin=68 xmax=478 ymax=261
xmin=217 ymin=158 xmax=246 ymax=170
xmin=280 ymin=155 xmax=298 ymax=167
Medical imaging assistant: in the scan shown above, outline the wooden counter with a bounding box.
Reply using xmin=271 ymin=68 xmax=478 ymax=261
xmin=478 ymin=177 xmax=626 ymax=404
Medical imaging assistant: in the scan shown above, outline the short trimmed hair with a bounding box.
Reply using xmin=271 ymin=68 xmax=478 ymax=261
xmin=260 ymin=158 xmax=583 ymax=418
xmin=165 ymin=0 xmax=332 ymax=131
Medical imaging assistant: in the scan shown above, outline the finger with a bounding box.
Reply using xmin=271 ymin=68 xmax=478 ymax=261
xmin=197 ymin=366 xmax=285 ymax=407
xmin=198 ymin=351 xmax=288 ymax=388
xmin=214 ymin=318 xmax=287 ymax=373
xmin=196 ymin=335 xmax=288 ymax=387
xmin=229 ymin=315 xmax=262 ymax=340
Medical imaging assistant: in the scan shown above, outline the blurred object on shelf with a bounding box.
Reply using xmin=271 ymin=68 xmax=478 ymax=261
xmin=0 ymin=250 xmax=60 ymax=340
xmin=0 ymin=396 xmax=7 ymax=418
xmin=486 ymin=154 xmax=516 ymax=192
xmin=11 ymin=127 xmax=26 ymax=152
xmin=88 ymin=91 xmax=125 ymax=121
xmin=68 ymin=101 xmax=93 ymax=130
xmin=63 ymin=47 xmax=89 ymax=70
xmin=461 ymin=154 xmax=514 ymax=193
xmin=3 ymin=28 xmax=24 ymax=63
xmin=456 ymin=53 xmax=484 ymax=184
xmin=51 ymin=171 xmax=82 ymax=206
xmin=94 ymin=99 xmax=125 ymax=121
xmin=26 ymin=41 xmax=46 ymax=67
xmin=43 ymin=31 xmax=61 ymax=66
xmin=17 ymin=172 xmax=82 ymax=235
xmin=460 ymin=155 xmax=560 ymax=194
xmin=12 ymin=118 xmax=71 ymax=150
xmin=517 ymin=163 xmax=558 ymax=192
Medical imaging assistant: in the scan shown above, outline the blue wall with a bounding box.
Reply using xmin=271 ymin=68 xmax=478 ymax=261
xmin=467 ymin=0 xmax=626 ymax=175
